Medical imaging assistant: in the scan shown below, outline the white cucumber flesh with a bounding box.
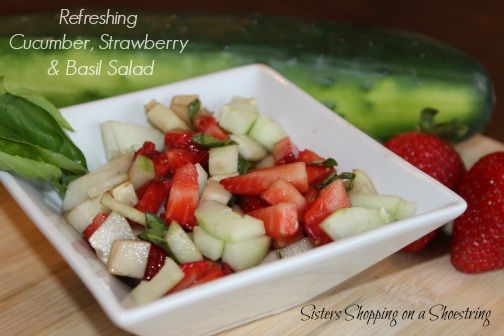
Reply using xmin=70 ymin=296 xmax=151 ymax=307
xmin=222 ymin=235 xmax=271 ymax=271
xmin=208 ymin=144 xmax=239 ymax=176
xmin=192 ymin=226 xmax=225 ymax=261
xmin=247 ymin=114 xmax=287 ymax=152
xmin=195 ymin=200 xmax=265 ymax=242
xmin=165 ymin=221 xmax=203 ymax=263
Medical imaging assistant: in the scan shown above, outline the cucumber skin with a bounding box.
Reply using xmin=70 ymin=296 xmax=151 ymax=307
xmin=0 ymin=11 xmax=494 ymax=142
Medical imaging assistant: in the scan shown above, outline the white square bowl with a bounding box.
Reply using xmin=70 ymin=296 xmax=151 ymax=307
xmin=0 ymin=64 xmax=466 ymax=336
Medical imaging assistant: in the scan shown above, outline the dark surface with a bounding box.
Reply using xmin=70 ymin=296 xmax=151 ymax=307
xmin=2 ymin=0 xmax=503 ymax=142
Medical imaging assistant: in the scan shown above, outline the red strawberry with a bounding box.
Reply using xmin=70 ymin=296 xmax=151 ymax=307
xmin=248 ymin=202 xmax=300 ymax=238
xmin=239 ymin=195 xmax=270 ymax=213
xmin=384 ymin=109 xmax=467 ymax=251
xmin=260 ymin=178 xmax=307 ymax=217
xmin=302 ymin=179 xmax=351 ymax=246
xmin=166 ymin=260 xmax=224 ymax=294
xmin=271 ymin=226 xmax=306 ymax=249
xmin=451 ymin=151 xmax=504 ymax=274
xmin=273 ymin=137 xmax=299 ymax=165
xmin=165 ymin=163 xmax=200 ymax=230
xmin=82 ymin=213 xmax=109 ymax=241
xmin=164 ymin=147 xmax=209 ymax=173
xmin=164 ymin=129 xmax=203 ymax=151
xmin=136 ymin=178 xmax=172 ymax=214
xmin=193 ymin=113 xmax=229 ymax=140
xmin=134 ymin=141 xmax=160 ymax=161
xmin=143 ymin=244 xmax=168 ymax=280
xmin=297 ymin=149 xmax=336 ymax=185
xmin=384 ymin=132 xmax=466 ymax=191
xmin=220 ymin=162 xmax=309 ymax=195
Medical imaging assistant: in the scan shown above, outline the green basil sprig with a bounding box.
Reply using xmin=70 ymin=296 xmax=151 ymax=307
xmin=0 ymin=78 xmax=87 ymax=196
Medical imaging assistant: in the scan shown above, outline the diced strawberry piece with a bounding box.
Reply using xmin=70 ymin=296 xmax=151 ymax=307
xmin=303 ymin=185 xmax=320 ymax=205
xmin=297 ymin=149 xmax=336 ymax=185
xmin=195 ymin=262 xmax=225 ymax=285
xmin=220 ymin=262 xmax=235 ymax=275
xmin=165 ymin=163 xmax=200 ymax=230
xmin=248 ymin=202 xmax=299 ymax=238
xmin=297 ymin=148 xmax=325 ymax=163
xmin=220 ymin=162 xmax=309 ymax=195
xmin=82 ymin=213 xmax=109 ymax=241
xmin=167 ymin=260 xmax=224 ymax=294
xmin=153 ymin=152 xmax=170 ymax=179
xmin=272 ymin=226 xmax=306 ymax=249
xmin=164 ymin=147 xmax=209 ymax=173
xmin=193 ymin=114 xmax=229 ymax=140
xmin=136 ymin=179 xmax=173 ymax=214
xmin=164 ymin=129 xmax=203 ymax=151
xmin=134 ymin=141 xmax=160 ymax=161
xmin=302 ymin=179 xmax=351 ymax=246
xmin=305 ymin=164 xmax=335 ymax=186
xmin=273 ymin=137 xmax=299 ymax=165
xmin=260 ymin=178 xmax=307 ymax=217
xmin=239 ymin=195 xmax=270 ymax=213
xmin=144 ymin=244 xmax=168 ymax=280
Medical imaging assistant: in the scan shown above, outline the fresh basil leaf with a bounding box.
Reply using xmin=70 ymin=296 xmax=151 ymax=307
xmin=0 ymin=151 xmax=64 ymax=193
xmin=238 ymin=157 xmax=254 ymax=175
xmin=188 ymin=98 xmax=201 ymax=123
xmin=5 ymin=81 xmax=74 ymax=131
xmin=191 ymin=133 xmax=237 ymax=148
xmin=0 ymin=86 xmax=87 ymax=169
xmin=317 ymin=171 xmax=356 ymax=190
xmin=144 ymin=213 xmax=171 ymax=252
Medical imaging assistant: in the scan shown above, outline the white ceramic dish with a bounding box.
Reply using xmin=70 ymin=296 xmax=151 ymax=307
xmin=0 ymin=64 xmax=466 ymax=336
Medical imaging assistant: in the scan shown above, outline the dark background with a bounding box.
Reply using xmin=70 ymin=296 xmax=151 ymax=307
xmin=2 ymin=0 xmax=503 ymax=142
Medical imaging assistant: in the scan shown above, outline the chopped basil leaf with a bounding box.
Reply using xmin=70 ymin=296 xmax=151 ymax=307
xmin=317 ymin=171 xmax=356 ymax=190
xmin=144 ymin=213 xmax=171 ymax=252
xmin=188 ymin=98 xmax=201 ymax=123
xmin=311 ymin=157 xmax=338 ymax=167
xmin=191 ymin=133 xmax=237 ymax=148
xmin=238 ymin=157 xmax=254 ymax=175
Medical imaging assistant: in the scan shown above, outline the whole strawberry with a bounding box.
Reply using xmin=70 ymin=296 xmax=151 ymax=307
xmin=451 ymin=151 xmax=504 ymax=273
xmin=384 ymin=109 xmax=467 ymax=251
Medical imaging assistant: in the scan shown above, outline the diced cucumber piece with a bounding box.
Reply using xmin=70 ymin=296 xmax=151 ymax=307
xmin=88 ymin=212 xmax=138 ymax=264
xmin=107 ymin=239 xmax=151 ymax=279
xmin=349 ymin=193 xmax=417 ymax=220
xmin=195 ymin=200 xmax=266 ymax=242
xmin=347 ymin=169 xmax=378 ymax=195
xmin=320 ymin=207 xmax=394 ymax=240
xmin=62 ymin=153 xmax=134 ymax=212
xmin=128 ymin=257 xmax=184 ymax=305
xmin=254 ymin=154 xmax=275 ymax=169
xmin=100 ymin=192 xmax=146 ymax=225
xmin=229 ymin=134 xmax=268 ymax=162
xmin=64 ymin=195 xmax=111 ymax=234
xmin=195 ymin=163 xmax=208 ymax=197
xmin=145 ymin=99 xmax=190 ymax=132
xmin=169 ymin=94 xmax=199 ymax=126
xmin=217 ymin=98 xmax=259 ymax=135
xmin=222 ymin=235 xmax=271 ymax=271
xmin=100 ymin=120 xmax=165 ymax=160
xmin=165 ymin=221 xmax=203 ymax=263
xmin=110 ymin=181 xmax=139 ymax=207
xmin=192 ymin=226 xmax=225 ymax=261
xmin=128 ymin=154 xmax=155 ymax=190
xmin=200 ymin=179 xmax=233 ymax=205
xmin=85 ymin=172 xmax=129 ymax=198
xmin=208 ymin=144 xmax=239 ymax=176
xmin=247 ymin=114 xmax=287 ymax=152
xmin=278 ymin=237 xmax=315 ymax=259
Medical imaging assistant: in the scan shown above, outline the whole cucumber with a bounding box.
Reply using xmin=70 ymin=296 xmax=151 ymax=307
xmin=0 ymin=11 xmax=494 ymax=142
